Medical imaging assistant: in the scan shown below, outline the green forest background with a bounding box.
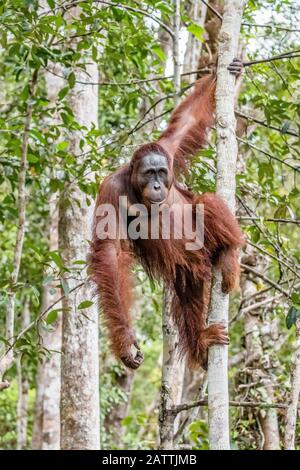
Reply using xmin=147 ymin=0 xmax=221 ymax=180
xmin=0 ymin=0 xmax=299 ymax=450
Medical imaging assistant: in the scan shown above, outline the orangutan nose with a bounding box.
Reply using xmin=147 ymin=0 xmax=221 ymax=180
xmin=154 ymin=182 xmax=160 ymax=191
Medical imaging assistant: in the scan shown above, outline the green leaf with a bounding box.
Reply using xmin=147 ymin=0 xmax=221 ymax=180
xmin=58 ymin=86 xmax=69 ymax=101
xmin=56 ymin=141 xmax=69 ymax=151
xmin=122 ymin=416 xmax=133 ymax=426
xmin=151 ymin=45 xmax=166 ymax=62
xmin=291 ymin=292 xmax=300 ymax=305
xmin=47 ymin=0 xmax=55 ymax=8
xmin=48 ymin=251 xmax=65 ymax=269
xmin=92 ymin=45 xmax=97 ymax=62
xmin=46 ymin=310 xmax=58 ymax=324
xmin=187 ymin=23 xmax=204 ymax=41
xmin=77 ymin=300 xmax=94 ymax=310
xmin=68 ymin=71 xmax=76 ymax=89
xmin=27 ymin=154 xmax=39 ymax=163
xmin=286 ymin=306 xmax=300 ymax=329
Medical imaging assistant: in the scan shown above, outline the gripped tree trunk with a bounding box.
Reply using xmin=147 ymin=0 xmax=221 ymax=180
xmin=207 ymin=0 xmax=246 ymax=450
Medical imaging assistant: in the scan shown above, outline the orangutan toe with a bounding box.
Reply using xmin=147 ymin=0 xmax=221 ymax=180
xmin=203 ymin=324 xmax=229 ymax=348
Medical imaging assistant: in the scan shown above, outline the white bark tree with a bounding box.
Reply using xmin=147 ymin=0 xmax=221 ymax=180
xmin=32 ymin=194 xmax=62 ymax=450
xmin=16 ymin=300 xmax=30 ymax=449
xmin=159 ymin=0 xmax=185 ymax=450
xmin=240 ymin=252 xmax=280 ymax=450
xmin=284 ymin=319 xmax=300 ymax=450
xmin=59 ymin=6 xmax=100 ymax=450
xmin=31 ymin=3 xmax=63 ymax=449
xmin=183 ymin=0 xmax=207 ymax=83
xmin=207 ymin=0 xmax=246 ymax=450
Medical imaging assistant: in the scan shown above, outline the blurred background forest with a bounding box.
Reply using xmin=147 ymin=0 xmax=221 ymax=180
xmin=0 ymin=0 xmax=299 ymax=450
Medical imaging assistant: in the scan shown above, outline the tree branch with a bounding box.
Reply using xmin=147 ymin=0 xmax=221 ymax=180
xmin=238 ymin=137 xmax=300 ymax=172
xmin=236 ymin=110 xmax=299 ymax=137
xmin=244 ymin=50 xmax=300 ymax=67
xmin=238 ymin=216 xmax=300 ymax=225
xmin=200 ymin=0 xmax=222 ymax=21
xmin=241 ymin=263 xmax=290 ymax=298
xmin=172 ymin=399 xmax=300 ymax=414
xmin=242 ymin=22 xmax=300 ymax=33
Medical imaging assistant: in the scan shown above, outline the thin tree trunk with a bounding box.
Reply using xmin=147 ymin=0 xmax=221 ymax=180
xmin=59 ymin=6 xmax=100 ymax=450
xmin=16 ymin=300 xmax=30 ymax=449
xmin=159 ymin=1 xmax=185 ymax=450
xmin=160 ymin=290 xmax=185 ymax=450
xmin=0 ymin=71 xmax=38 ymax=390
xmin=31 ymin=195 xmax=62 ymax=450
xmin=284 ymin=319 xmax=300 ymax=450
xmin=207 ymin=0 xmax=245 ymax=450
xmin=104 ymin=369 xmax=134 ymax=448
xmin=174 ymin=3 xmax=211 ymax=445
xmin=241 ymin=255 xmax=280 ymax=450
xmin=173 ymin=0 xmax=181 ymax=106
xmin=183 ymin=0 xmax=207 ymax=83
xmin=31 ymin=55 xmax=64 ymax=449
xmin=259 ymin=378 xmax=280 ymax=450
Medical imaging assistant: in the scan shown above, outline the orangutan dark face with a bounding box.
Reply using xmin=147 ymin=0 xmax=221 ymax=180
xmin=135 ymin=153 xmax=172 ymax=206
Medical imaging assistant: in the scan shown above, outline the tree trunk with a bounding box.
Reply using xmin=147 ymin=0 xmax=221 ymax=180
xmin=159 ymin=1 xmax=185 ymax=450
xmin=159 ymin=290 xmax=185 ymax=450
xmin=207 ymin=0 xmax=245 ymax=450
xmin=31 ymin=64 xmax=64 ymax=450
xmin=240 ymin=255 xmax=280 ymax=450
xmin=16 ymin=300 xmax=30 ymax=449
xmin=183 ymin=0 xmax=207 ymax=83
xmin=104 ymin=369 xmax=134 ymax=448
xmin=59 ymin=6 xmax=100 ymax=450
xmin=284 ymin=319 xmax=300 ymax=450
xmin=174 ymin=2 xmax=211 ymax=446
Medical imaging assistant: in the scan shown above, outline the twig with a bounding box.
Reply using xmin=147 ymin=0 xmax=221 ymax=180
xmin=242 ymin=23 xmax=300 ymax=33
xmin=200 ymin=0 xmax=222 ymax=21
xmin=244 ymin=50 xmax=300 ymax=67
xmin=238 ymin=216 xmax=300 ymax=225
xmin=172 ymin=399 xmax=300 ymax=414
xmin=247 ymin=240 xmax=300 ymax=280
xmin=236 ymin=110 xmax=299 ymax=137
xmin=238 ymin=137 xmax=300 ymax=173
xmin=45 ymin=66 xmax=212 ymax=87
xmin=241 ymin=263 xmax=290 ymax=298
